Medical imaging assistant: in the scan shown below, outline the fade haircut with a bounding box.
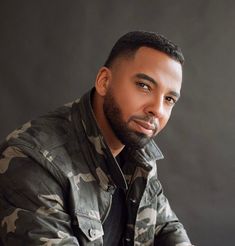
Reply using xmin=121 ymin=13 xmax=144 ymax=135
xmin=104 ymin=31 xmax=184 ymax=68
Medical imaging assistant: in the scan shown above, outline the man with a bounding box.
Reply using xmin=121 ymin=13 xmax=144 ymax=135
xmin=0 ymin=31 xmax=193 ymax=245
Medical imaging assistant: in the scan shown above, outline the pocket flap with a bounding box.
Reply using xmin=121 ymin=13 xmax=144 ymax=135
xmin=76 ymin=212 xmax=104 ymax=242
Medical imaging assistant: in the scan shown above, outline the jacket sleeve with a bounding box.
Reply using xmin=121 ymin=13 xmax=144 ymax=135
xmin=0 ymin=146 xmax=79 ymax=245
xmin=154 ymin=182 xmax=194 ymax=246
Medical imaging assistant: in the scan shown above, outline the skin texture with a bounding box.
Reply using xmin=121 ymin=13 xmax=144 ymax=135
xmin=92 ymin=47 xmax=182 ymax=157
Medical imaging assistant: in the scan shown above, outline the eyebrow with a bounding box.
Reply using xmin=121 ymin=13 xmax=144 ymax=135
xmin=136 ymin=73 xmax=157 ymax=85
xmin=135 ymin=73 xmax=181 ymax=99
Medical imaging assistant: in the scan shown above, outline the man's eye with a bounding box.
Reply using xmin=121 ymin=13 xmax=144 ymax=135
xmin=136 ymin=82 xmax=151 ymax=91
xmin=165 ymin=96 xmax=176 ymax=105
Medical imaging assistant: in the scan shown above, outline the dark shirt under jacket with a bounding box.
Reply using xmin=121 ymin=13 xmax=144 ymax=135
xmin=103 ymin=155 xmax=127 ymax=246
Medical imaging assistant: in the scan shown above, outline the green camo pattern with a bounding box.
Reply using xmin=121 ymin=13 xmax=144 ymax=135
xmin=0 ymin=89 xmax=193 ymax=245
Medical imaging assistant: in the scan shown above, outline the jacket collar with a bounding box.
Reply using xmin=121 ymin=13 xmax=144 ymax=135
xmin=72 ymin=88 xmax=164 ymax=191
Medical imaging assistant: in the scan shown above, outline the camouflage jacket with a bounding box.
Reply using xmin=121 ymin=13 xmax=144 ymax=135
xmin=0 ymin=89 xmax=192 ymax=246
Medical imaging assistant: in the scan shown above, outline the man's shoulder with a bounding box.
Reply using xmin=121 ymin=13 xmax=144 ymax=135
xmin=4 ymin=101 xmax=78 ymax=151
xmin=0 ymin=99 xmax=85 ymax=188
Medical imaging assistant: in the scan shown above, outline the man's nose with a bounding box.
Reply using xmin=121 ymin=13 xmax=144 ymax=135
xmin=146 ymin=97 xmax=164 ymax=119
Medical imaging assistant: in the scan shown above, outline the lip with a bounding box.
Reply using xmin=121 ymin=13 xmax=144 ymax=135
xmin=132 ymin=119 xmax=157 ymax=136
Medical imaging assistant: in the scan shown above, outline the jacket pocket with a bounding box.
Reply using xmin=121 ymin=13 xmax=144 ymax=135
xmin=75 ymin=211 xmax=104 ymax=243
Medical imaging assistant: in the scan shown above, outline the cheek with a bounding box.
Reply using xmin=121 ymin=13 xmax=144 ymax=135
xmin=158 ymin=110 xmax=172 ymax=130
xmin=117 ymin=93 xmax=143 ymax=118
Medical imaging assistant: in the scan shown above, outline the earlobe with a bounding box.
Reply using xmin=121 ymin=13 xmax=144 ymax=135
xmin=95 ymin=67 xmax=111 ymax=96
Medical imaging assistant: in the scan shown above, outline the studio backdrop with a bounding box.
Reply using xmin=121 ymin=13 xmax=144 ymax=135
xmin=0 ymin=1 xmax=235 ymax=245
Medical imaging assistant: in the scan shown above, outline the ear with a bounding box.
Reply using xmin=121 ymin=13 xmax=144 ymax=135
xmin=95 ymin=67 xmax=111 ymax=96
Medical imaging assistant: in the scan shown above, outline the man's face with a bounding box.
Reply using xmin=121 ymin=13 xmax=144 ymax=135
xmin=103 ymin=47 xmax=182 ymax=149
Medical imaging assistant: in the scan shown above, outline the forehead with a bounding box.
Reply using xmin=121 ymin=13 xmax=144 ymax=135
xmin=133 ymin=47 xmax=181 ymax=71
xmin=111 ymin=47 xmax=183 ymax=82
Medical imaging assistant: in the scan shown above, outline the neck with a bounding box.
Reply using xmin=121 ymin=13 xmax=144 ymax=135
xmin=92 ymin=91 xmax=124 ymax=157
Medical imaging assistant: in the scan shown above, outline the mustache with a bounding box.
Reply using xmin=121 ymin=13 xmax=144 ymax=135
xmin=128 ymin=115 xmax=158 ymax=129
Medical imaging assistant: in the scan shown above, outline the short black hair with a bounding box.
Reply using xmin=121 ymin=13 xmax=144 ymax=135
xmin=104 ymin=31 xmax=184 ymax=67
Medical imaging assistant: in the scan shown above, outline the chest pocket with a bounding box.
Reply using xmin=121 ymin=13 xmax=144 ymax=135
xmin=75 ymin=211 xmax=104 ymax=245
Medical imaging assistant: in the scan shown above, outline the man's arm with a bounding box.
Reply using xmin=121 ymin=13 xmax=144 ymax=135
xmin=154 ymin=182 xmax=194 ymax=246
xmin=0 ymin=146 xmax=79 ymax=245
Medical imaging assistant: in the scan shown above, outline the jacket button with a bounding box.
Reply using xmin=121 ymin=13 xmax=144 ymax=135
xmin=88 ymin=228 xmax=96 ymax=238
xmin=130 ymin=198 xmax=137 ymax=203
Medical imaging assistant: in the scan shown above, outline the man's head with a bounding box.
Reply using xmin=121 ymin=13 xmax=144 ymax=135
xmin=93 ymin=31 xmax=184 ymax=150
xmin=104 ymin=31 xmax=184 ymax=68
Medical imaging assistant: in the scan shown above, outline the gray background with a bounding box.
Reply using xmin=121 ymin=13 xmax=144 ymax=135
xmin=0 ymin=1 xmax=234 ymax=245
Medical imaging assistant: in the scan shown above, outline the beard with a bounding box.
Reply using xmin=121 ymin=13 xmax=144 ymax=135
xmin=103 ymin=88 xmax=156 ymax=149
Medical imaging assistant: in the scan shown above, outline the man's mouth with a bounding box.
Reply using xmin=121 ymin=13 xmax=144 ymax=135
xmin=132 ymin=119 xmax=157 ymax=136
